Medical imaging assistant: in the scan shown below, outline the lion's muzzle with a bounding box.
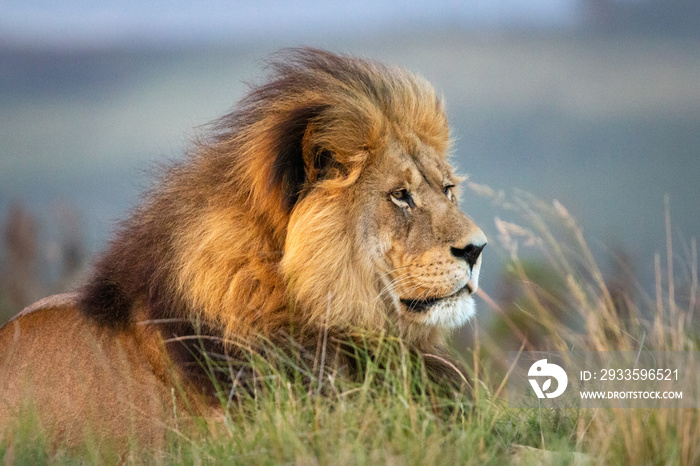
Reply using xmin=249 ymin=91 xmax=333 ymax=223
xmin=396 ymin=226 xmax=487 ymax=328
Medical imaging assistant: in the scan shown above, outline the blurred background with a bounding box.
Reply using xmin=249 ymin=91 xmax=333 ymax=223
xmin=1 ymin=0 xmax=699 ymax=352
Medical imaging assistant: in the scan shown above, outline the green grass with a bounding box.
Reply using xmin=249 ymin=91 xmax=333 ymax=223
xmin=2 ymin=189 xmax=698 ymax=464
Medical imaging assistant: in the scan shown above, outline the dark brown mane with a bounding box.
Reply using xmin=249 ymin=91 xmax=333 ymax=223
xmin=77 ymin=48 xmax=456 ymax=393
xmin=79 ymin=48 xmax=425 ymax=332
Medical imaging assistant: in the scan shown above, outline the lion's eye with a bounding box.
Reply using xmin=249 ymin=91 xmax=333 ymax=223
xmin=390 ymin=188 xmax=414 ymax=208
xmin=444 ymin=185 xmax=455 ymax=200
xmin=391 ymin=189 xmax=409 ymax=201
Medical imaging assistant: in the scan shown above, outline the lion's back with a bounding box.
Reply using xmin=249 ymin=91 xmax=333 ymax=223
xmin=0 ymin=295 xmax=175 ymax=447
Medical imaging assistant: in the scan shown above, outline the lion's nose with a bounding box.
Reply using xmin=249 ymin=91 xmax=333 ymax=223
xmin=451 ymin=225 xmax=487 ymax=269
xmin=451 ymin=243 xmax=486 ymax=269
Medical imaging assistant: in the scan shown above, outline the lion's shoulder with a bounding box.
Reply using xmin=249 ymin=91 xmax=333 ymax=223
xmin=0 ymin=293 xmax=93 ymax=354
xmin=12 ymin=292 xmax=80 ymax=320
xmin=0 ymin=293 xmax=180 ymax=446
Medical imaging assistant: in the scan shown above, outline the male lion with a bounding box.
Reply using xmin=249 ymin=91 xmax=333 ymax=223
xmin=0 ymin=48 xmax=486 ymax=445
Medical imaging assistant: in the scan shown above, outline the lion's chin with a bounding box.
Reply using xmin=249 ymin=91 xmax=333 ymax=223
xmin=408 ymin=294 xmax=476 ymax=329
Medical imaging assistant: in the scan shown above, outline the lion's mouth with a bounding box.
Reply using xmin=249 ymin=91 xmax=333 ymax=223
xmin=400 ymin=282 xmax=473 ymax=313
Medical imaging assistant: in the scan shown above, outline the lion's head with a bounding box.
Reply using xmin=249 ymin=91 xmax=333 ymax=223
xmin=80 ymin=48 xmax=485 ymax=358
xmin=275 ymin=50 xmax=487 ymax=346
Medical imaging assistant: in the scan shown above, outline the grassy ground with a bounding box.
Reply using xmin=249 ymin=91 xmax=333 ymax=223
xmin=1 ymin=189 xmax=698 ymax=464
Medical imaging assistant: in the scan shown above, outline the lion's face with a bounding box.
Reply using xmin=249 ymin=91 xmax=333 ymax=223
xmin=356 ymin=136 xmax=486 ymax=330
xmin=283 ymin=134 xmax=485 ymax=338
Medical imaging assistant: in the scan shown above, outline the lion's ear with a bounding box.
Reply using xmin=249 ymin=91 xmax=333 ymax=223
xmin=306 ymin=148 xmax=344 ymax=185
xmin=268 ymin=104 xmax=342 ymax=212
xmin=267 ymin=104 xmax=324 ymax=212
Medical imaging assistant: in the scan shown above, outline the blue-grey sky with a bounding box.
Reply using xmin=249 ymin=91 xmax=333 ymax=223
xmin=0 ymin=0 xmax=580 ymax=48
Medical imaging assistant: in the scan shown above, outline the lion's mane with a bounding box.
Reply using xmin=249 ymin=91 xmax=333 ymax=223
xmin=79 ymin=48 xmax=452 ymax=387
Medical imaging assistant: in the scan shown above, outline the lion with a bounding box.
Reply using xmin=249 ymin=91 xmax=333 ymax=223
xmin=0 ymin=48 xmax=486 ymax=446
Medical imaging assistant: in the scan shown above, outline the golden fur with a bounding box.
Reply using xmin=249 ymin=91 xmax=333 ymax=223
xmin=0 ymin=48 xmax=486 ymax=445
xmin=0 ymin=295 xmax=180 ymax=447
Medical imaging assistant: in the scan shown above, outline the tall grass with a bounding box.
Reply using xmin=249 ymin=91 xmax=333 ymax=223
xmin=1 ymin=187 xmax=698 ymax=464
xmin=469 ymin=184 xmax=699 ymax=464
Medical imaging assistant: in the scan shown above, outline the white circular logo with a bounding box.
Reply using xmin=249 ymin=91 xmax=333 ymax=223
xmin=528 ymin=359 xmax=568 ymax=399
